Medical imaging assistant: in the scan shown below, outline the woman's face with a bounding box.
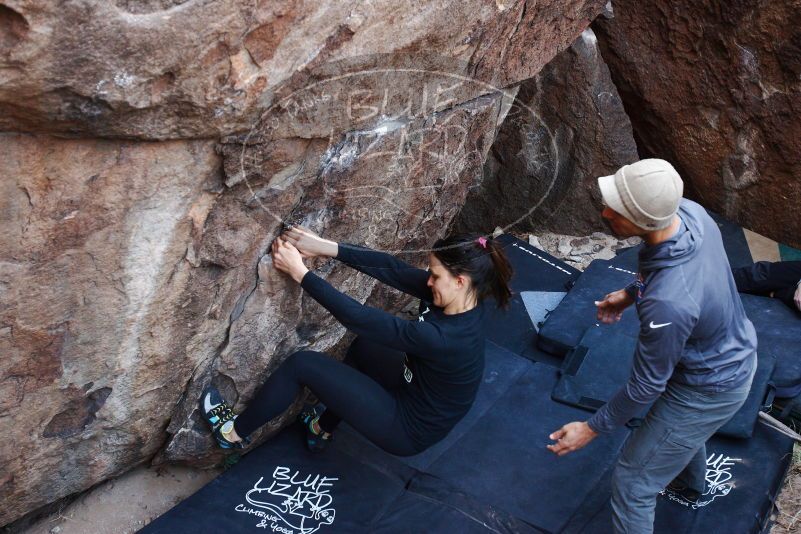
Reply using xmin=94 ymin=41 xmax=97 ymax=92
xmin=427 ymin=254 xmax=467 ymax=308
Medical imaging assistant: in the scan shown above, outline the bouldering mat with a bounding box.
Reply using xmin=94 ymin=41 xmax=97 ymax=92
xmin=537 ymin=257 xmax=639 ymax=357
xmin=551 ymin=324 xmax=776 ymax=440
xmin=563 ymin=420 xmax=794 ymax=533
xmin=551 ymin=326 xmax=639 ymax=413
xmin=336 ymin=340 xmax=532 ymax=473
xmin=484 ymin=234 xmax=579 ymax=366
xmin=707 ymin=210 xmax=753 ymax=269
xmin=741 ymin=293 xmax=801 ymax=399
xmin=369 ymin=473 xmax=543 ymax=533
xmin=417 ymin=363 xmax=631 ymax=533
xmin=140 ymin=426 xmax=413 ymax=533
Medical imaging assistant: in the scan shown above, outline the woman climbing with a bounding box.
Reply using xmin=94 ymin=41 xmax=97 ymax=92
xmin=200 ymin=226 xmax=512 ymax=456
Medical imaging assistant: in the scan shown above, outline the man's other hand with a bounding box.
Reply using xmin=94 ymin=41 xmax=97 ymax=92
xmin=595 ymin=288 xmax=635 ymax=324
xmin=547 ymin=422 xmax=598 ymax=457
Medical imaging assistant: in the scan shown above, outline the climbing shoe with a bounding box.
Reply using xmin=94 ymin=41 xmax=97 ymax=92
xmin=200 ymin=386 xmax=248 ymax=449
xmin=299 ymin=406 xmax=332 ymax=453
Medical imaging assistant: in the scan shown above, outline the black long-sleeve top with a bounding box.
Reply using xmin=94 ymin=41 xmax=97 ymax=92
xmin=300 ymin=243 xmax=486 ymax=449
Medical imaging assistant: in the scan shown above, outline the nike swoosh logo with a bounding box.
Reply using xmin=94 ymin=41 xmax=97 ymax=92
xmin=203 ymin=394 xmax=221 ymax=412
xmin=649 ymin=321 xmax=672 ymax=329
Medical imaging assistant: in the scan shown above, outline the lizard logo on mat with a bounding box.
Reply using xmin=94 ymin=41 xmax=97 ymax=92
xmin=660 ymin=453 xmax=741 ymax=509
xmin=235 ymin=466 xmax=338 ymax=533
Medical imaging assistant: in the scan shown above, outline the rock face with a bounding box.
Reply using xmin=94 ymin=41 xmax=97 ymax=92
xmin=594 ymin=0 xmax=801 ymax=248
xmin=0 ymin=0 xmax=607 ymax=525
xmin=454 ymin=28 xmax=639 ymax=236
xmin=1 ymin=0 xmax=604 ymax=139
xmin=159 ymin=92 xmax=509 ymax=466
xmin=0 ymin=135 xmax=221 ymax=524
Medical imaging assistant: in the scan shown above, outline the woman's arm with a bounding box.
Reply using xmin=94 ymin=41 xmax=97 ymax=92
xmin=301 ymin=271 xmax=443 ymax=354
xmin=272 ymin=237 xmax=442 ymax=355
xmin=336 ymin=243 xmax=432 ymax=302
xmin=284 ymin=226 xmax=432 ymax=301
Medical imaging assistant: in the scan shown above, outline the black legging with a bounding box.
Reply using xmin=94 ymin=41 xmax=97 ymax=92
xmin=733 ymin=261 xmax=801 ymax=311
xmin=234 ymin=337 xmax=421 ymax=456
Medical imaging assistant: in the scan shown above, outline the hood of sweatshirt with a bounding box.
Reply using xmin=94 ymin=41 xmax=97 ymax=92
xmin=638 ymin=199 xmax=702 ymax=272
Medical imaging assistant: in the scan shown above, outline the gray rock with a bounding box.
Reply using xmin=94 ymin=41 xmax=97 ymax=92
xmin=454 ymin=26 xmax=639 ymax=236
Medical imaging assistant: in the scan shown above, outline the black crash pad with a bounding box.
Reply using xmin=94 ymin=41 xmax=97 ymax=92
xmin=537 ymin=255 xmax=640 ymax=357
xmin=338 ymin=342 xmax=631 ymax=532
xmin=538 ymin=209 xmax=754 ymax=358
xmin=550 ymin=324 xmax=776 ymax=440
xmin=415 ymin=360 xmax=631 ymax=533
xmin=494 ymin=233 xmax=581 ymax=293
xmin=336 ymin=339 xmax=533 ymax=473
xmin=141 ymin=426 xmax=412 ymax=533
xmin=551 ymin=326 xmax=639 ymax=413
xmin=145 ymin=343 xmax=629 ymax=534
xmin=484 ymin=234 xmax=580 ymax=366
xmin=741 ymin=293 xmax=801 ymax=399
xmin=140 ymin=423 xmax=538 ymax=534
xmin=370 ymin=474 xmax=542 ymax=533
xmin=564 ymin=420 xmax=794 ymax=533
xmin=716 ymin=349 xmax=775 ymax=439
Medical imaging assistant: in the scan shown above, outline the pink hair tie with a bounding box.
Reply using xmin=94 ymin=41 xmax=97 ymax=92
xmin=477 ymin=236 xmax=488 ymax=249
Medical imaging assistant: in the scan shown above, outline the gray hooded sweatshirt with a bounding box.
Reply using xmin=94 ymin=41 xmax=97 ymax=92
xmin=587 ymin=199 xmax=757 ymax=434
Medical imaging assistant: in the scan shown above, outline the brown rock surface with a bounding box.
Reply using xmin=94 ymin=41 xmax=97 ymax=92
xmin=0 ymin=94 xmax=507 ymax=527
xmin=0 ymin=0 xmax=605 ymax=139
xmin=594 ymin=0 xmax=801 ymax=248
xmin=454 ymin=28 xmax=639 ymax=236
xmin=160 ymin=92 xmax=509 ymax=466
xmin=0 ymin=134 xmax=221 ymax=525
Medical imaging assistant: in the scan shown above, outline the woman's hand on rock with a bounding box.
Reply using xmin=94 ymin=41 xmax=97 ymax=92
xmin=282 ymin=226 xmax=338 ymax=259
xmin=271 ymin=237 xmax=309 ymax=283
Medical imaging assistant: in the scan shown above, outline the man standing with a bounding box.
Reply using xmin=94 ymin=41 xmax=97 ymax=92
xmin=547 ymin=159 xmax=757 ymax=533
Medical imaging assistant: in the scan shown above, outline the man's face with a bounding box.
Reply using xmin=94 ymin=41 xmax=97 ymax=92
xmin=601 ymin=207 xmax=644 ymax=238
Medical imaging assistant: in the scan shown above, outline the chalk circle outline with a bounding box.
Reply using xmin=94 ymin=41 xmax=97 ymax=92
xmin=239 ymin=68 xmax=560 ymax=254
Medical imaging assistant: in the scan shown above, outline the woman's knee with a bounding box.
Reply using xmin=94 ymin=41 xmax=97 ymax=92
xmin=283 ymin=350 xmax=327 ymax=375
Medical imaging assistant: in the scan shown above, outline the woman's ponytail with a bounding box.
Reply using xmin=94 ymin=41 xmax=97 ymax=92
xmin=486 ymin=238 xmax=513 ymax=308
xmin=432 ymin=234 xmax=514 ymax=309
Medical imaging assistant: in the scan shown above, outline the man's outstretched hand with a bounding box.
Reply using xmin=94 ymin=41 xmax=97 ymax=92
xmin=595 ymin=288 xmax=635 ymax=324
xmin=282 ymin=226 xmax=338 ymax=259
xmin=271 ymin=237 xmax=309 ymax=283
xmin=547 ymin=422 xmax=598 ymax=457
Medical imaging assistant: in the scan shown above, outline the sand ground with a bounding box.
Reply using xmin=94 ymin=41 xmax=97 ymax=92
xmin=21 ymin=465 xmax=221 ymax=534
